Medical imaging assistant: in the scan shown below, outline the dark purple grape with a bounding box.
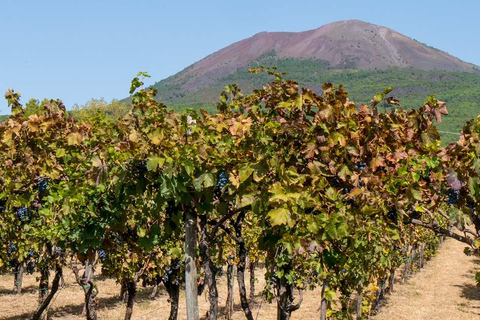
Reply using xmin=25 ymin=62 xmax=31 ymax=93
xmin=447 ymin=188 xmax=459 ymax=205
xmin=215 ymin=171 xmax=230 ymax=197
xmin=26 ymin=261 xmax=35 ymax=274
xmin=355 ymin=162 xmax=367 ymax=171
xmin=17 ymin=207 xmax=31 ymax=223
xmin=387 ymin=210 xmax=398 ymax=225
xmin=7 ymin=243 xmax=17 ymax=256
xmin=98 ymin=249 xmax=107 ymax=262
xmin=37 ymin=178 xmax=48 ymax=196
xmin=411 ymin=211 xmax=421 ymax=220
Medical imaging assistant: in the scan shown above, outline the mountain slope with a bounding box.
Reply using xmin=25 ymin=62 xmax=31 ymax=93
xmin=149 ymin=20 xmax=480 ymax=144
xmin=155 ymin=20 xmax=478 ymax=96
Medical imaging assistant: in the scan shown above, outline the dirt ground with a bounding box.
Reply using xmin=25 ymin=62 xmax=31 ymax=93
xmin=372 ymin=238 xmax=480 ymax=320
xmin=1 ymin=238 xmax=479 ymax=319
xmin=0 ymin=264 xmax=319 ymax=320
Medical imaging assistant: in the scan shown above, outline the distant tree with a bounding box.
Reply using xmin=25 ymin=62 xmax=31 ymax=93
xmin=25 ymin=98 xmax=43 ymax=117
xmin=72 ymin=98 xmax=129 ymax=121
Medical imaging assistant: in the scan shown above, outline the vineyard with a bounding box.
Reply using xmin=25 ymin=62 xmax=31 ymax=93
xmin=1 ymin=69 xmax=480 ymax=320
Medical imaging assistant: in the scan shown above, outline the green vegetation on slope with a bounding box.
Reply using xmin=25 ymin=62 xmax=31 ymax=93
xmin=152 ymin=54 xmax=480 ymax=144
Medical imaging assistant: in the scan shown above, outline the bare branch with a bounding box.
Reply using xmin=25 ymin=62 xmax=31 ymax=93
xmin=287 ymin=289 xmax=303 ymax=312
xmin=210 ymin=204 xmax=251 ymax=238
xmin=438 ymin=209 xmax=450 ymax=221
xmin=410 ymin=218 xmax=476 ymax=247
xmin=133 ymin=257 xmax=151 ymax=283
xmin=218 ymin=223 xmax=242 ymax=244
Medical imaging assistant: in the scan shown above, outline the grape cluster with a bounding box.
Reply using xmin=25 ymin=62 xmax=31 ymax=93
xmin=26 ymin=261 xmax=35 ymax=274
xmin=162 ymin=273 xmax=169 ymax=283
xmin=54 ymin=247 xmax=64 ymax=256
xmin=355 ymin=162 xmax=367 ymax=171
xmin=387 ymin=209 xmax=398 ymax=225
xmin=108 ymin=232 xmax=123 ymax=245
xmin=7 ymin=243 xmax=16 ymax=256
xmin=16 ymin=207 xmax=31 ymax=223
xmin=37 ymin=178 xmax=48 ymax=196
xmin=25 ymin=250 xmax=37 ymax=274
xmin=214 ymin=171 xmax=229 ymax=197
xmin=411 ymin=210 xmax=421 ymax=220
xmin=162 ymin=261 xmax=182 ymax=286
xmin=135 ymin=160 xmax=147 ymax=174
xmin=447 ymin=188 xmax=459 ymax=205
xmin=98 ymin=249 xmax=107 ymax=262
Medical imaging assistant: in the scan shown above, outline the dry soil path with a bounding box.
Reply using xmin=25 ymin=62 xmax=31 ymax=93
xmin=373 ymin=238 xmax=480 ymax=320
xmin=1 ymin=238 xmax=480 ymax=319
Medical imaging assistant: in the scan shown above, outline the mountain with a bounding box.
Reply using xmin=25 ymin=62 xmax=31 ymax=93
xmin=161 ymin=20 xmax=477 ymax=93
xmin=150 ymin=20 xmax=480 ymax=144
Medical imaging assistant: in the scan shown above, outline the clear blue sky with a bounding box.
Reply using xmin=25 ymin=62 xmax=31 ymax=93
xmin=1 ymin=0 xmax=479 ymax=114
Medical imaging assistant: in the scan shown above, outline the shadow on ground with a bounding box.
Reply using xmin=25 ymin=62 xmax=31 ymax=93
xmin=1 ymin=293 xmax=126 ymax=320
xmin=454 ymin=283 xmax=480 ymax=301
xmin=0 ymin=284 xmax=38 ymax=295
xmin=200 ymin=301 xmax=252 ymax=320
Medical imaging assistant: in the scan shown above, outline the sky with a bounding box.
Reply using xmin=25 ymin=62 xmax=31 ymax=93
xmin=1 ymin=0 xmax=479 ymax=114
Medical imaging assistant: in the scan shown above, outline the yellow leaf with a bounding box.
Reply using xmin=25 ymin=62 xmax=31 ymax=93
xmin=148 ymin=130 xmax=163 ymax=146
xmin=67 ymin=132 xmax=83 ymax=146
xmin=92 ymin=156 xmax=103 ymax=167
xmin=129 ymin=131 xmax=139 ymax=143
xmin=267 ymin=208 xmax=294 ymax=227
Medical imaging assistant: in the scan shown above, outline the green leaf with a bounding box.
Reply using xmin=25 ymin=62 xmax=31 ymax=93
xmin=56 ymin=148 xmax=66 ymax=157
xmin=324 ymin=287 xmax=336 ymax=301
xmin=383 ymin=87 xmax=393 ymax=95
xmin=137 ymin=227 xmax=146 ymax=237
xmin=203 ymin=173 xmax=215 ymax=188
xmin=67 ymin=132 xmax=83 ymax=146
xmin=469 ymin=177 xmax=480 ymax=198
xmin=414 ymin=206 xmax=425 ymax=213
xmin=239 ymin=165 xmax=254 ymax=182
xmin=238 ymin=194 xmax=254 ymax=209
xmin=169 ymin=247 xmax=182 ymax=259
xmin=412 ymin=172 xmax=420 ymax=182
xmin=374 ymin=93 xmax=384 ymax=103
xmin=193 ymin=173 xmax=215 ymax=191
xmin=146 ymin=156 xmax=165 ymax=172
xmin=337 ymin=165 xmax=351 ymax=181
xmin=408 ymin=187 xmax=422 ymax=200
xmin=267 ymin=208 xmax=293 ymax=227
xmin=148 ymin=130 xmax=163 ymax=146
xmin=325 ymin=187 xmax=338 ymax=201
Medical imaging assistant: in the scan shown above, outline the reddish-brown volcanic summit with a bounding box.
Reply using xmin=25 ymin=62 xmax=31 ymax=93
xmin=164 ymin=20 xmax=478 ymax=92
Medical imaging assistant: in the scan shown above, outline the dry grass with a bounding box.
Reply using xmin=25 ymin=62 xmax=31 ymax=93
xmin=0 ymin=265 xmax=321 ymax=320
xmin=372 ymin=238 xmax=480 ymax=320
xmin=1 ymin=238 xmax=479 ymax=319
